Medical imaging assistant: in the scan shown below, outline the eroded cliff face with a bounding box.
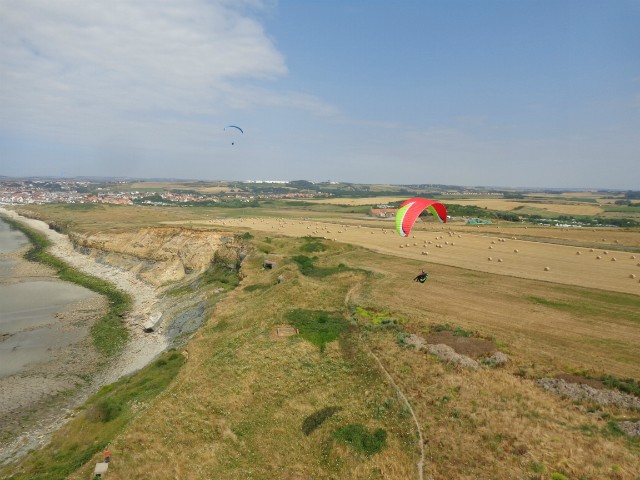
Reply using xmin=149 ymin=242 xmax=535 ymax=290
xmin=69 ymin=227 xmax=245 ymax=286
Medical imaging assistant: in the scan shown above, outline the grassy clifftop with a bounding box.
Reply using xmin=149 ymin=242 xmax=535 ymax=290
xmin=71 ymin=234 xmax=639 ymax=479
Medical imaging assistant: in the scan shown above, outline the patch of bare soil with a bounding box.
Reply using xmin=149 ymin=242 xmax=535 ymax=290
xmin=270 ymin=325 xmax=299 ymax=339
xmin=425 ymin=330 xmax=497 ymax=358
xmin=556 ymin=373 xmax=606 ymax=390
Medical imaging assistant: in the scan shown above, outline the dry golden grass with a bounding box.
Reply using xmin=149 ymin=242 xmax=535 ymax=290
xmin=71 ymin=254 xmax=417 ymax=480
xmin=201 ymin=217 xmax=640 ymax=295
xmin=446 ymin=198 xmax=604 ymax=216
xmin=67 ymin=230 xmax=639 ymax=479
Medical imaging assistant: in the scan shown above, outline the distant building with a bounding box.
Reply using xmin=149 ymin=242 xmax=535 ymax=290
xmin=369 ymin=208 xmax=398 ymax=218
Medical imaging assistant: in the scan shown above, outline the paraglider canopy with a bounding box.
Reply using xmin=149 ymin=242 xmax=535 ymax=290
xmin=224 ymin=125 xmax=243 ymax=145
xmin=396 ymin=198 xmax=447 ymax=237
xmin=224 ymin=125 xmax=243 ymax=134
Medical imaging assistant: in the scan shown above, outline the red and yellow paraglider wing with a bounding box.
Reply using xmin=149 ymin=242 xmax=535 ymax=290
xmin=395 ymin=198 xmax=446 ymax=237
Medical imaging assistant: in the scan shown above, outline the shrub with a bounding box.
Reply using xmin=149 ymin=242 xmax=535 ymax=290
xmin=301 ymin=236 xmax=326 ymax=253
xmin=87 ymin=398 xmax=123 ymax=423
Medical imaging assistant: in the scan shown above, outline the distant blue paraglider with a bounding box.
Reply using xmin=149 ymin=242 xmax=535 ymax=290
xmin=224 ymin=125 xmax=243 ymax=145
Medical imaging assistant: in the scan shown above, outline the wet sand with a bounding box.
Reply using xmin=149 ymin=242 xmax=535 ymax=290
xmin=0 ymin=208 xmax=168 ymax=463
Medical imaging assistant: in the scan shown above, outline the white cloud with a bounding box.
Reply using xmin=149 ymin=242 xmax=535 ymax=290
xmin=0 ymin=0 xmax=334 ymax=148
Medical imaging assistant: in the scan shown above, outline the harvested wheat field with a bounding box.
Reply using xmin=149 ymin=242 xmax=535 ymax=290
xmin=192 ymin=217 xmax=640 ymax=295
xmin=443 ymin=198 xmax=605 ymax=216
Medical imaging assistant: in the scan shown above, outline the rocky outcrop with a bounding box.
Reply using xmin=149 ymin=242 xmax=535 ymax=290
xmin=537 ymin=378 xmax=640 ymax=410
xmin=69 ymin=227 xmax=246 ymax=286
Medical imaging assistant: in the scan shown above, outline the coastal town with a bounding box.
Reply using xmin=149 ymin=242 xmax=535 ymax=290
xmin=0 ymin=178 xmax=508 ymax=207
xmin=0 ymin=178 xmax=334 ymax=206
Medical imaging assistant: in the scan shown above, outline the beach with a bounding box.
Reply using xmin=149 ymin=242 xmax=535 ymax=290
xmin=0 ymin=207 xmax=168 ymax=463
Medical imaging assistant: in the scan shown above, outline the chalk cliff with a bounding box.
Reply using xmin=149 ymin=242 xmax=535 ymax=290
xmin=69 ymin=227 xmax=245 ymax=286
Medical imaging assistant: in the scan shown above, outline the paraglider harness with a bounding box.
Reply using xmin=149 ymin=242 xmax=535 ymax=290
xmin=414 ymin=270 xmax=428 ymax=283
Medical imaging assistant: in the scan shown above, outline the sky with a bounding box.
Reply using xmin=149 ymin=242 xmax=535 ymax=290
xmin=1 ymin=0 xmax=639 ymax=189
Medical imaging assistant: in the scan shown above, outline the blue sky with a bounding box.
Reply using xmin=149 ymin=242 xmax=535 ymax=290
xmin=1 ymin=0 xmax=639 ymax=188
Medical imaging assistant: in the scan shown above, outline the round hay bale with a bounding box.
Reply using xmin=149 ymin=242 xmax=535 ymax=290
xmin=491 ymin=240 xmax=496 ymax=244
xmin=631 ymin=255 xmax=636 ymax=259
xmin=590 ymin=248 xmax=594 ymax=252
xmin=630 ymin=274 xmax=636 ymax=279
xmin=406 ymin=243 xmax=410 ymax=247
xmin=603 ymin=251 xmax=608 ymax=255
xmin=514 ymin=249 xmax=519 ymax=253
xmin=611 ymin=257 xmax=616 ymax=261
xmin=596 ymin=256 xmax=601 ymax=259
xmin=544 ymin=266 xmax=550 ymax=271
xmin=488 ymin=257 xmax=493 ymax=261
xmin=489 ymin=246 xmax=493 ymax=249
xmin=414 ymin=242 xmax=418 ymax=246
xmin=498 ymin=258 xmax=503 ymax=262
xmin=399 ymin=245 xmax=404 ymax=248
xmin=576 ymin=251 xmax=581 ymax=255
xmin=451 ymin=242 xmax=455 ymax=246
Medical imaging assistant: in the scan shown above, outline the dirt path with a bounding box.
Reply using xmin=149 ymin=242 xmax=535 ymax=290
xmin=345 ymin=283 xmax=427 ymax=480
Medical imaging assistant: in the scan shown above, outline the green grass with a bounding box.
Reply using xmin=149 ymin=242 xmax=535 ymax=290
xmin=431 ymin=323 xmax=474 ymax=337
xmin=2 ymin=215 xmax=131 ymax=356
xmin=603 ymin=205 xmax=640 ymax=214
xmin=332 ymin=424 xmax=388 ymax=455
xmin=286 ymin=309 xmax=350 ymax=352
xmin=0 ymin=351 xmax=185 ymax=480
xmin=528 ymin=290 xmax=640 ymax=324
xmin=291 ymin=254 xmax=362 ymax=278
xmin=200 ymin=262 xmax=240 ymax=288
xmin=354 ymin=306 xmax=401 ymax=326
xmin=300 ymin=236 xmax=327 ymax=253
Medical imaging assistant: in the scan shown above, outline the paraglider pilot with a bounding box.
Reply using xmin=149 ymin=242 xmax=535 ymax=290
xmin=414 ymin=270 xmax=428 ymax=283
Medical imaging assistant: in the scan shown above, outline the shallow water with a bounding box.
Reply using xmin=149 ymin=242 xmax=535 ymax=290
xmin=0 ymin=219 xmax=99 ymax=378
xmin=0 ymin=280 xmax=97 ymax=334
xmin=0 ymin=219 xmax=29 ymax=254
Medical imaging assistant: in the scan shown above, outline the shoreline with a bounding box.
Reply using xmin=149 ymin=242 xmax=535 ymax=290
xmin=0 ymin=207 xmax=169 ymax=463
